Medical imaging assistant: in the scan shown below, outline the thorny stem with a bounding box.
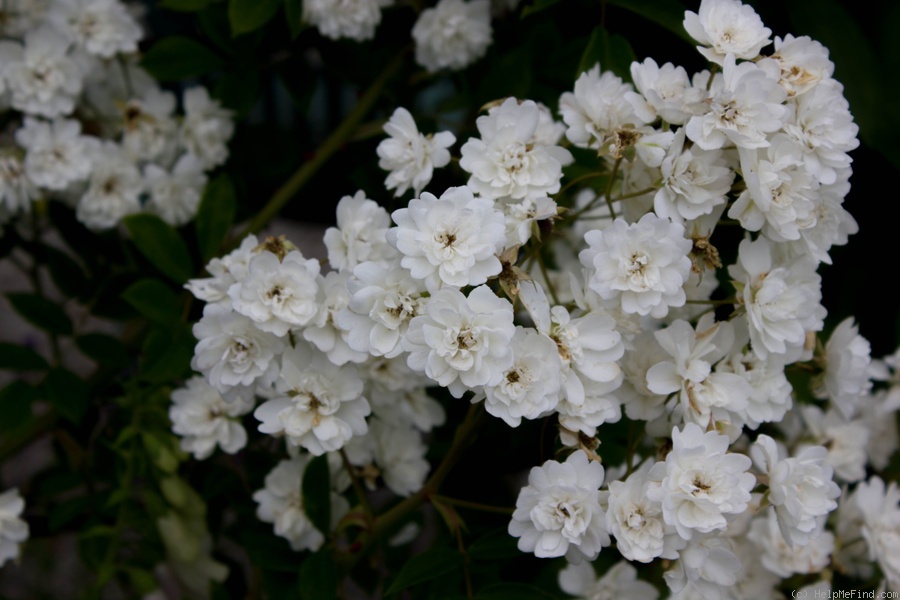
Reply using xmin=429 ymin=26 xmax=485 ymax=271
xmin=238 ymin=50 xmax=406 ymax=239
xmin=336 ymin=403 xmax=487 ymax=575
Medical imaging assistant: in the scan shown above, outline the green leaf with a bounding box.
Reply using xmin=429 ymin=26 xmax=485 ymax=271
xmin=606 ymin=0 xmax=694 ymax=44
xmin=241 ymin=530 xmax=301 ymax=572
xmin=476 ymin=582 xmax=558 ymax=600
xmin=6 ymin=293 xmax=73 ymax=335
xmin=298 ymin=550 xmax=338 ymax=600
xmin=284 ymin=0 xmax=305 ymax=39
xmin=123 ymin=214 xmax=195 ymax=283
xmin=121 ymin=278 xmax=181 ymax=326
xmin=214 ymin=64 xmax=261 ymax=115
xmin=195 ymin=174 xmax=237 ymax=262
xmin=141 ymin=36 xmax=223 ymax=81
xmin=385 ymin=547 xmax=464 ymax=595
xmin=467 ymin=528 xmax=522 ymax=560
xmin=301 ymin=454 xmax=332 ymax=537
xmin=44 ymin=245 xmax=90 ymax=299
xmin=0 ymin=342 xmax=48 ymax=371
xmin=140 ymin=324 xmax=194 ymax=383
xmin=520 ymin=0 xmax=561 ymax=19
xmin=44 ymin=368 xmax=90 ymax=424
xmin=75 ymin=334 xmax=131 ymax=369
xmin=228 ymin=0 xmax=282 ymax=37
xmin=577 ymin=27 xmax=636 ymax=82
xmin=0 ymin=381 xmax=38 ymax=432
xmin=160 ymin=0 xmax=211 ymax=11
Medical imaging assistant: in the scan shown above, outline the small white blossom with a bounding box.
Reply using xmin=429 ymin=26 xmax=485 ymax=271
xmin=170 ymin=376 xmax=254 ymax=460
xmin=813 ymin=317 xmax=872 ymax=419
xmin=664 ymin=535 xmax=742 ymax=600
xmin=800 ymin=405 xmax=869 ymax=483
xmin=144 ymin=154 xmax=208 ymax=227
xmin=683 ymin=0 xmax=772 ymax=65
xmin=180 ymin=87 xmax=234 ymax=170
xmin=655 ymin=128 xmax=734 ymax=222
xmin=185 ymin=234 xmax=259 ymax=306
xmin=771 ymin=34 xmax=834 ymax=98
xmin=560 ymin=64 xmax=646 ymax=149
xmin=853 ymin=476 xmax=900 ymax=591
xmin=0 ymin=488 xmax=28 ymax=567
xmin=747 ymin=509 xmax=834 ymax=577
xmin=76 ymin=142 xmax=142 ymax=230
xmin=120 ymin=88 xmax=179 ymax=164
xmin=411 ymin=0 xmax=492 ymax=72
xmin=302 ymin=0 xmax=392 ymax=41
xmin=51 ymin=0 xmax=142 ymax=58
xmin=559 ymin=561 xmax=659 ymax=600
xmin=628 ymin=58 xmax=704 ymax=126
xmin=323 ymin=191 xmax=393 ymax=272
xmin=376 ymin=107 xmax=455 ymax=197
xmin=16 ymin=117 xmax=94 ymax=190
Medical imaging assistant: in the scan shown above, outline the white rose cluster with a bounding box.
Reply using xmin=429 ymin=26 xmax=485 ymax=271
xmin=0 ymin=1 xmax=234 ymax=231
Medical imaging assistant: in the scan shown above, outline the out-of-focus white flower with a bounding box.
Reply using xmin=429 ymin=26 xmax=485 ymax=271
xmin=180 ymin=87 xmax=234 ymax=169
xmin=664 ymin=534 xmax=741 ymax=600
xmin=51 ymin=0 xmax=142 ymax=58
xmin=683 ymin=0 xmax=771 ymax=65
xmin=303 ymin=0 xmax=392 ymax=41
xmin=376 ymin=108 xmax=455 ymax=198
xmin=386 ymin=186 xmax=506 ymax=292
xmin=411 ymin=0 xmax=492 ymax=72
xmin=0 ymin=488 xmax=28 ymax=567
xmin=76 ymin=142 xmax=142 ymax=230
xmin=813 ymin=317 xmax=872 ymax=419
xmin=508 ymin=450 xmax=610 ymax=563
xmin=559 ymin=561 xmax=659 ymax=600
xmin=747 ymin=509 xmax=834 ymax=577
xmin=144 ymin=154 xmax=208 ymax=227
xmin=120 ymin=88 xmax=179 ymax=164
xmin=170 ymin=376 xmax=254 ymax=460
xmin=0 ymin=154 xmax=38 ymax=215
xmin=853 ymin=476 xmax=900 ymax=591
xmin=323 ymin=191 xmax=393 ymax=272
xmin=369 ymin=418 xmax=429 ymax=497
xmin=800 ymin=405 xmax=869 ymax=483
xmin=16 ymin=117 xmax=95 ymax=190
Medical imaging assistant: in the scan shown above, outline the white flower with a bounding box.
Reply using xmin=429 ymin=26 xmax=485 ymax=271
xmin=323 ymin=191 xmax=394 ymax=272
xmin=16 ymin=117 xmax=94 ymax=190
xmin=386 ymin=186 xmax=506 ymax=292
xmin=0 ymin=488 xmax=28 ymax=567
xmin=376 ymin=107 xmax=455 ymax=197
xmin=369 ymin=418 xmax=429 ymax=496
xmin=647 ymin=423 xmax=755 ymax=539
xmin=751 ymin=434 xmax=840 ymax=547
xmin=169 ymin=376 xmax=254 ymax=460
xmin=771 ymin=34 xmax=834 ymax=98
xmin=144 ymin=154 xmax=208 ymax=227
xmin=580 ymin=213 xmax=692 ymax=319
xmin=628 ymin=58 xmax=703 ymax=126
xmin=403 ymin=285 xmax=515 ymax=398
xmin=559 ymin=64 xmax=646 ymax=149
xmin=76 ymin=142 xmax=142 ymax=230
xmin=186 ymin=234 xmax=259 ymax=306
xmin=747 ymin=509 xmax=834 ymax=577
xmin=497 ymin=194 xmax=557 ymax=247
xmin=559 ymin=561 xmax=659 ymax=600
xmin=363 ymin=356 xmax=445 ymax=432
xmin=813 ymin=317 xmax=872 ymax=419
xmin=0 ymin=27 xmax=85 ymax=117
xmin=302 ymin=0 xmax=392 ymax=41
xmin=0 ymin=154 xmax=38 ymax=215
xmin=683 ymin=0 xmax=772 ymax=65
xmin=253 ymin=456 xmax=349 ymax=552
xmin=854 ymin=476 xmax=900 ymax=591
xmin=120 ymin=88 xmax=179 ymax=164
xmin=460 ymin=98 xmax=573 ymax=201
xmin=302 ymin=270 xmax=369 ymax=366
xmin=717 ymin=342 xmax=792 ymax=429
xmin=228 ymin=250 xmax=321 ymax=337
xmin=482 ymin=327 xmax=562 ymax=427
xmin=411 ymin=0 xmax=492 ymax=72
xmin=51 ymin=0 xmax=142 ymax=58
xmin=180 ymin=87 xmax=234 ymax=169
xmin=655 ymin=128 xmax=734 ymax=222
xmin=685 ymin=54 xmax=787 ymax=151
xmin=508 ymin=450 xmax=610 ymax=563
xmin=663 ymin=535 xmax=742 ymax=600
xmin=800 ymin=405 xmax=869 ymax=483
xmin=191 ymin=304 xmax=285 ymax=398
xmin=254 ymin=342 xmax=369 ymax=455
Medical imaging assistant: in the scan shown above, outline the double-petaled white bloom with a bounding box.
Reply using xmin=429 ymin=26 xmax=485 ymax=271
xmin=800 ymin=405 xmax=869 ymax=483
xmin=254 ymin=342 xmax=369 ymax=455
xmin=771 ymin=34 xmax=834 ymax=98
xmin=853 ymin=477 xmax=900 ymax=591
xmin=685 ymin=54 xmax=786 ymax=151
xmin=376 ymin=108 xmax=456 ymax=198
xmin=0 ymin=488 xmax=28 ymax=567
xmin=253 ymin=456 xmax=349 ymax=552
xmin=368 ymin=418 xmax=430 ymax=497
xmin=663 ymin=535 xmax=742 ymax=600
xmin=0 ymin=27 xmax=85 ymax=117
xmin=628 ymin=58 xmax=705 ymax=126
xmin=228 ymin=249 xmax=321 ymax=337
xmin=683 ymin=0 xmax=771 ymax=65
xmin=717 ymin=334 xmax=793 ymax=429
xmin=580 ymin=213 xmax=692 ymax=319
xmin=77 ymin=142 xmax=142 ymax=230
xmin=508 ymin=450 xmax=610 ymax=563
xmin=403 ymin=285 xmax=515 ymax=398
xmin=363 ymin=356 xmax=445 ymax=432
xmin=323 ymin=191 xmax=394 ymax=272
xmin=16 ymin=117 xmax=94 ymax=190
xmin=559 ymin=561 xmax=659 ymax=600
xmin=191 ymin=304 xmax=285 ymax=399
xmin=560 ymin=64 xmax=646 ymax=149
xmin=302 ymin=0 xmax=392 ymax=41
xmin=648 ymin=423 xmax=755 ymax=540
xmin=186 ymin=234 xmax=259 ymax=306
xmin=51 ymin=0 xmax=142 ymax=58
xmin=752 ymin=434 xmax=840 ymax=547
xmin=813 ymin=317 xmax=872 ymax=419
xmin=180 ymin=87 xmax=234 ymax=169
xmin=386 ymin=186 xmax=506 ymax=292
xmin=460 ymin=98 xmax=573 ymax=201
xmin=169 ymin=376 xmax=255 ymax=460
xmin=747 ymin=509 xmax=834 ymax=578
xmin=120 ymin=88 xmax=179 ymax=164
xmin=144 ymin=154 xmax=208 ymax=227
xmin=411 ymin=0 xmax=492 ymax=72
xmin=302 ymin=271 xmax=369 ymax=366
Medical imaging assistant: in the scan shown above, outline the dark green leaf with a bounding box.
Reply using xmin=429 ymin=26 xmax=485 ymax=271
xmin=160 ymin=0 xmax=211 ymax=11
xmin=195 ymin=174 xmax=237 ymax=262
xmin=6 ymin=293 xmax=72 ymax=335
xmin=44 ymin=368 xmax=90 ymax=424
xmin=301 ymin=454 xmax=331 ymax=537
xmin=140 ymin=324 xmax=194 ymax=383
xmin=0 ymin=381 xmax=38 ymax=432
xmin=577 ymin=27 xmax=636 ymax=82
xmin=228 ymin=0 xmax=281 ymax=37
xmin=123 ymin=214 xmax=195 ymax=283
xmin=44 ymin=245 xmax=89 ymax=299
xmin=75 ymin=334 xmax=131 ymax=369
xmin=214 ymin=64 xmax=261 ymax=115
xmin=385 ymin=547 xmax=464 ymax=596
xmin=298 ymin=549 xmax=338 ymax=600
xmin=0 ymin=342 xmax=48 ymax=371
xmin=606 ymin=0 xmax=694 ymax=44
xmin=476 ymin=582 xmax=558 ymax=600
xmin=241 ymin=530 xmax=302 ymax=572
xmin=141 ymin=36 xmax=223 ymax=81
xmin=121 ymin=278 xmax=181 ymax=326
xmin=467 ymin=528 xmax=522 ymax=561
xmin=521 ymin=0 xmax=561 ymax=18
xmin=284 ymin=0 xmax=305 ymax=39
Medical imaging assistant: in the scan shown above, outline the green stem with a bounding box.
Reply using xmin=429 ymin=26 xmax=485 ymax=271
xmin=339 ymin=448 xmax=374 ymax=521
xmin=431 ymin=494 xmax=514 ymax=515
xmin=239 ymin=50 xmax=405 ymax=238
